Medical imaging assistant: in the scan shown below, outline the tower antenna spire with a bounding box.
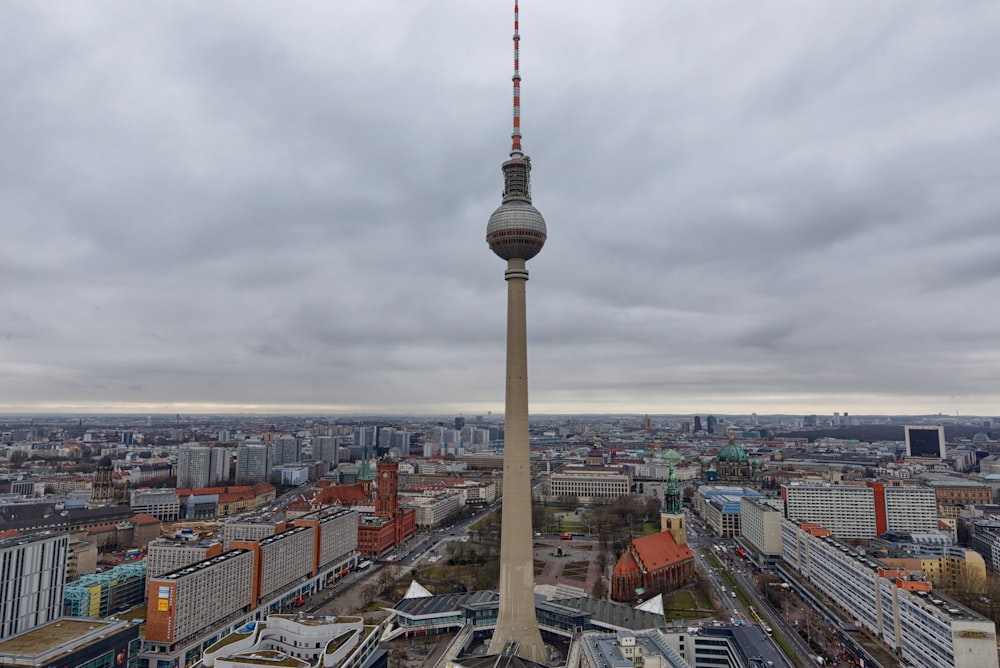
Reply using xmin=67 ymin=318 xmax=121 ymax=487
xmin=511 ymin=1 xmax=522 ymax=157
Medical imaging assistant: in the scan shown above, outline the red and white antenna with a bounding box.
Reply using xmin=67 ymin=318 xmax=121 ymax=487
xmin=511 ymin=1 xmax=522 ymax=157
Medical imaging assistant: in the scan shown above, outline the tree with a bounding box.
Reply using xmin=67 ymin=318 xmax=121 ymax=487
xmin=360 ymin=582 xmax=378 ymax=607
xmin=644 ymin=497 xmax=661 ymax=524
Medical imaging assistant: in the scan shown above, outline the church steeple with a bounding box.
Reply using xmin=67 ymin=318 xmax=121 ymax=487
xmin=662 ymin=462 xmax=682 ymax=515
xmin=660 ymin=462 xmax=686 ymax=546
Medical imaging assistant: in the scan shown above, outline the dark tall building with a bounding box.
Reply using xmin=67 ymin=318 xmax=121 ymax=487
xmin=90 ymin=456 xmax=116 ymax=506
xmin=693 ymin=416 xmax=702 ymax=432
xmin=706 ymin=415 xmax=718 ymax=434
xmin=454 ymin=416 xmax=465 ymax=430
xmin=905 ymin=425 xmax=946 ymax=459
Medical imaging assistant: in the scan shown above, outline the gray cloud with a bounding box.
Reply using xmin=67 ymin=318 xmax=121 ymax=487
xmin=1 ymin=1 xmax=999 ymax=416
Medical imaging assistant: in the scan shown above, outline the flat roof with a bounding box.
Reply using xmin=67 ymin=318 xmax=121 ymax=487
xmin=0 ymin=618 xmax=121 ymax=655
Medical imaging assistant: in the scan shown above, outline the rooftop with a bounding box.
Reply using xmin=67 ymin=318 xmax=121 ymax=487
xmin=0 ymin=618 xmax=123 ymax=655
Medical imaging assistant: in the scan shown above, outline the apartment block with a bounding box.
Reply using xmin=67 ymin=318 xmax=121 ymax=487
xmin=146 ymin=549 xmax=255 ymax=645
xmin=232 ymin=525 xmax=316 ymax=604
xmin=291 ymin=507 xmax=358 ymax=571
xmin=146 ymin=538 xmax=224 ymax=579
xmin=222 ymin=521 xmax=280 ymax=550
xmin=782 ymin=519 xmax=997 ymax=668
xmin=739 ymin=497 xmax=783 ymax=556
xmin=782 ymin=482 xmax=937 ymax=540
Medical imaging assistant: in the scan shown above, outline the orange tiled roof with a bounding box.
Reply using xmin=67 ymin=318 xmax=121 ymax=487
xmin=631 ymin=531 xmax=693 ymax=572
xmin=613 ymin=549 xmax=641 ymax=576
xmin=131 ymin=513 xmax=161 ymax=525
xmin=322 ymin=483 xmax=369 ymax=504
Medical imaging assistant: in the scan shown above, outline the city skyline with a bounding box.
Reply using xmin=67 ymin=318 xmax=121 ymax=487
xmin=3 ymin=3 xmax=1000 ymax=417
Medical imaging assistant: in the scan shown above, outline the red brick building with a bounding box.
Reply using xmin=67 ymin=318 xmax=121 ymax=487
xmin=357 ymin=461 xmax=416 ymax=558
xmin=611 ymin=531 xmax=695 ymax=603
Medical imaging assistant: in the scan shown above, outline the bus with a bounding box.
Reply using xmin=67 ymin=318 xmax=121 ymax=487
xmin=357 ymin=560 xmax=373 ymax=571
xmin=560 ymin=533 xmax=573 ymax=541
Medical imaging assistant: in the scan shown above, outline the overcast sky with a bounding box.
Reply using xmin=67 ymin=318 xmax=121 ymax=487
xmin=2 ymin=2 xmax=999 ymax=417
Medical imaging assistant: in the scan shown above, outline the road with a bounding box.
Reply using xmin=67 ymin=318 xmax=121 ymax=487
xmin=685 ymin=513 xmax=815 ymax=666
xmin=304 ymin=499 xmax=504 ymax=615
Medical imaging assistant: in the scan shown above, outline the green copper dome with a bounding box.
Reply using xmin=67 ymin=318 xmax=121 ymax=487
xmin=717 ymin=442 xmax=749 ymax=464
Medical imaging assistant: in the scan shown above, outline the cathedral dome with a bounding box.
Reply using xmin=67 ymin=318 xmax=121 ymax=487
xmin=717 ymin=442 xmax=748 ymax=464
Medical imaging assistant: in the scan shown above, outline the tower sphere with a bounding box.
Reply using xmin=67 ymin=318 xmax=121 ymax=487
xmin=486 ymin=200 xmax=547 ymax=261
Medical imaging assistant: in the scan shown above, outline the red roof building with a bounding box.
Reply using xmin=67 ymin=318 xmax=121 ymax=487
xmin=611 ymin=530 xmax=695 ymax=603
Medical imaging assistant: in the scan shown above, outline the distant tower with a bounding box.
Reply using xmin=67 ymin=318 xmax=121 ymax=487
xmin=486 ymin=1 xmax=547 ymax=660
xmin=660 ymin=463 xmax=685 ymax=546
xmin=706 ymin=414 xmax=718 ymax=434
xmin=90 ymin=456 xmax=115 ymax=506
xmin=375 ymin=460 xmax=398 ymax=519
xmin=693 ymin=416 xmax=703 ymax=433
xmin=358 ymin=444 xmax=375 ymax=482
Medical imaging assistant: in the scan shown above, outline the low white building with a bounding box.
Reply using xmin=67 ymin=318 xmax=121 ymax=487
xmin=739 ymin=497 xmax=783 ymax=556
xmin=402 ymin=491 xmax=463 ymax=528
xmin=202 ymin=614 xmax=381 ymax=668
xmin=548 ymin=464 xmax=631 ymax=502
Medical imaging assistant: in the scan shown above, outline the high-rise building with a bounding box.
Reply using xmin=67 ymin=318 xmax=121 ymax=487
xmin=177 ymin=446 xmax=228 ymax=489
xmin=0 ymin=532 xmax=68 ymax=639
xmin=273 ymin=435 xmax=301 ymax=466
xmin=235 ymin=443 xmax=269 ymax=485
xmin=315 ymin=435 xmax=340 ymax=473
xmin=392 ymin=430 xmax=411 ymax=455
xmin=484 ymin=2 xmax=547 ymax=659
xmin=353 ymin=427 xmax=376 ymax=450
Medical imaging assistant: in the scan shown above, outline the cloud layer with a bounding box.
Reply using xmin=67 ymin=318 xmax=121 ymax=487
xmin=2 ymin=1 xmax=999 ymax=415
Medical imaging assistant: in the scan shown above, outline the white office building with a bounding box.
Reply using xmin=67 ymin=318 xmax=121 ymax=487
xmin=739 ymin=497 xmax=783 ymax=556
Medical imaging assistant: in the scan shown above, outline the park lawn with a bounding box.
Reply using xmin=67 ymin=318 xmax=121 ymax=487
xmin=667 ymin=590 xmax=696 ymax=609
xmin=692 ymin=587 xmax=712 ymax=609
xmin=663 ymin=589 xmax=713 ymax=621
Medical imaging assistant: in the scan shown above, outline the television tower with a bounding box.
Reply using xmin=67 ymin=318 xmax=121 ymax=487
xmin=485 ymin=1 xmax=547 ymax=659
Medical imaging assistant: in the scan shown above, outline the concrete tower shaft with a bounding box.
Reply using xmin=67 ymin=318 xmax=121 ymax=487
xmin=487 ymin=1 xmax=545 ymax=660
